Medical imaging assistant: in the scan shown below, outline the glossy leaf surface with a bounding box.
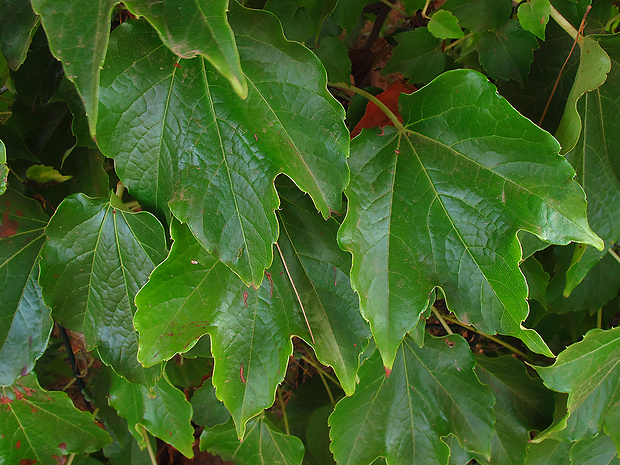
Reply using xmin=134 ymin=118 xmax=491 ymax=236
xmin=109 ymin=375 xmax=194 ymax=458
xmin=0 ymin=189 xmax=52 ymax=387
xmin=534 ymin=326 xmax=620 ymax=445
xmin=39 ymin=193 xmax=166 ymax=384
xmin=517 ymin=0 xmax=550 ymax=40
xmin=201 ymin=416 xmax=304 ymax=465
xmin=338 ymin=69 xmax=602 ymax=368
xmin=0 ymin=374 xmax=112 ymax=464
xmin=329 ymin=334 xmax=495 ymax=465
xmin=97 ymin=5 xmax=349 ymax=285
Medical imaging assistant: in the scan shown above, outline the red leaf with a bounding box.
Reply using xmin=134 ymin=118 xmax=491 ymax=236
xmin=351 ymin=81 xmax=417 ymax=138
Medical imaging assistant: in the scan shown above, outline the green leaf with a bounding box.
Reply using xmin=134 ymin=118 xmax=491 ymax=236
xmin=200 ymin=417 xmax=305 ymax=465
xmin=521 ymin=255 xmax=550 ymax=307
xmin=518 ymin=0 xmax=551 ymax=40
xmin=0 ymin=373 xmax=112 ymax=464
xmin=562 ymin=35 xmax=620 ymax=294
xmin=39 ymin=193 xmax=166 ymax=385
xmin=0 ymin=189 xmax=52 ymax=386
xmin=0 ymin=139 xmax=7 ymax=194
xmin=0 ymin=0 xmax=38 ymax=70
xmin=441 ymin=0 xmax=512 ymax=32
xmin=570 ymin=434 xmax=620 ymax=465
xmin=135 ymin=205 xmax=368 ymax=435
xmin=97 ymin=5 xmax=349 ymax=286
xmin=332 ymin=0 xmax=367 ymax=32
xmin=329 ymin=334 xmax=495 ymax=465
xmin=109 ymin=375 xmax=194 ymax=458
xmin=26 ymin=164 xmax=72 ymax=184
xmin=338 ymin=69 xmax=601 ymax=368
xmin=556 ymin=37 xmax=612 ymax=154
xmin=265 ymin=0 xmax=337 ymax=43
xmin=476 ymin=355 xmax=555 ymax=465
xmin=478 ymin=20 xmax=540 ymax=85
xmin=381 ymin=28 xmax=446 ymax=84
xmin=123 ymin=0 xmax=247 ymax=99
xmin=314 ymin=36 xmax=352 ymax=83
xmin=525 ymin=440 xmax=572 ymax=465
xmin=428 ymin=10 xmax=464 ymax=40
xmin=534 ymin=327 xmax=620 ymax=445
xmin=190 ymin=379 xmax=231 ymax=428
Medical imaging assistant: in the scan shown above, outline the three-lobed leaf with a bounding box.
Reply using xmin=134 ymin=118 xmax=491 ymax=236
xmin=97 ymin=4 xmax=349 ymax=286
xmin=39 ymin=193 xmax=166 ymax=385
xmin=338 ymin=69 xmax=602 ymax=369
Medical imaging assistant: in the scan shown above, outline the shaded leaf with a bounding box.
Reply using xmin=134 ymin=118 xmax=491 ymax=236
xmin=534 ymin=327 xmax=620 ymax=445
xmin=428 ymin=10 xmax=464 ymax=39
xmin=382 ymin=28 xmax=446 ymax=84
xmin=338 ymin=69 xmax=601 ymax=368
xmin=190 ymin=379 xmax=231 ymax=428
xmin=201 ymin=416 xmax=304 ymax=465
xmin=476 ymin=355 xmax=555 ymax=465
xmin=329 ymin=334 xmax=495 ymax=465
xmin=39 ymin=193 xmax=166 ymax=384
xmin=521 ymin=255 xmax=550 ymax=307
xmin=109 ymin=375 xmax=194 ymax=458
xmin=0 ymin=0 xmax=37 ymax=70
xmin=97 ymin=6 xmax=349 ymax=286
xmin=0 ymin=188 xmax=52 ymax=386
xmin=351 ymin=81 xmax=417 ymax=138
xmin=0 ymin=373 xmax=112 ymax=464
xmin=517 ymin=0 xmax=551 ymax=40
xmin=314 ymin=36 xmax=352 ymax=83
xmin=124 ymin=0 xmax=247 ymax=98
xmin=265 ymin=0 xmax=337 ymax=43
xmin=0 ymin=139 xmax=7 ymax=194
xmin=570 ymin=434 xmax=620 ymax=465
xmin=441 ymin=0 xmax=512 ymax=32
xmin=556 ymin=36 xmax=612 ymax=154
xmin=478 ymin=20 xmax=540 ymax=85
xmin=525 ymin=440 xmax=571 ymax=465
xmin=332 ymin=0 xmax=367 ymax=32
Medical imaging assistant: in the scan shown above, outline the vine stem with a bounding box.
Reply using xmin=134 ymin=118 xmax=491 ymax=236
xmin=301 ymin=355 xmax=337 ymax=405
xmin=65 ymin=454 xmax=76 ymax=465
xmin=329 ymin=82 xmax=405 ymax=132
xmin=277 ymin=388 xmax=291 ymax=435
xmin=378 ymin=0 xmax=407 ymax=16
xmin=421 ymin=0 xmax=432 ymax=18
xmin=441 ymin=314 xmax=532 ymax=361
xmin=549 ymin=4 xmax=581 ymax=41
xmin=276 ymin=242 xmax=315 ymax=343
xmin=431 ymin=306 xmax=453 ymax=335
xmin=597 ymin=308 xmax=602 ymax=329
xmin=443 ymin=32 xmax=476 ymax=51
xmin=140 ymin=425 xmax=158 ymax=465
xmin=608 ymin=248 xmax=620 ymax=265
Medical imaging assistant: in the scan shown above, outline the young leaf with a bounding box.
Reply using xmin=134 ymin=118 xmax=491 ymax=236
xmin=97 ymin=4 xmax=349 ymax=286
xmin=39 ymin=193 xmax=166 ymax=385
xmin=0 ymin=189 xmax=52 ymax=386
xmin=109 ymin=375 xmax=194 ymax=458
xmin=0 ymin=373 xmax=112 ymax=464
xmin=201 ymin=417 xmax=304 ymax=465
xmin=476 ymin=355 xmax=555 ymax=465
xmin=382 ymin=28 xmax=446 ymax=84
xmin=0 ymin=0 xmax=38 ymax=70
xmin=478 ymin=20 xmax=540 ymax=85
xmin=428 ymin=10 xmax=464 ymax=40
xmin=534 ymin=327 xmax=620 ymax=446
xmin=329 ymin=334 xmax=495 ymax=465
xmin=517 ymin=0 xmax=551 ymax=40
xmin=338 ymin=69 xmax=602 ymax=368
xmin=135 ymin=210 xmax=368 ymax=436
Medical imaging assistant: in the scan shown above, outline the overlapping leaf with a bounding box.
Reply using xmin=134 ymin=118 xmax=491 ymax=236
xmin=97 ymin=3 xmax=349 ymax=286
xmin=0 ymin=373 xmax=112 ymax=464
xmin=570 ymin=434 xmax=620 ymax=465
xmin=329 ymin=334 xmax=495 ymax=465
xmin=32 ymin=0 xmax=246 ymax=135
xmin=562 ymin=35 xmax=620 ymax=294
xmin=0 ymin=0 xmax=38 ymax=70
xmin=201 ymin=416 xmax=304 ymax=465
xmin=339 ymin=69 xmax=602 ymax=369
xmin=39 ymin=193 xmax=166 ymax=385
xmin=534 ymin=327 xmax=620 ymax=447
xmin=109 ymin=375 xmax=194 ymax=458
xmin=0 ymin=188 xmax=52 ymax=387
xmin=135 ymin=198 xmax=368 ymax=436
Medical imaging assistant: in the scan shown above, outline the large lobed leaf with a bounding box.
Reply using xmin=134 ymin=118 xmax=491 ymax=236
xmin=338 ymin=69 xmax=603 ymax=369
xmin=31 ymin=0 xmax=246 ymax=136
xmin=0 ymin=373 xmax=112 ymax=464
xmin=97 ymin=3 xmax=349 ymax=286
xmin=0 ymin=188 xmax=52 ymax=387
xmin=329 ymin=334 xmax=495 ymax=465
xmin=135 ymin=194 xmax=369 ymax=436
xmin=39 ymin=193 xmax=166 ymax=385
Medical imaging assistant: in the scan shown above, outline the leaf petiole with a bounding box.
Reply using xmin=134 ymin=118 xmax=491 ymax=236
xmin=431 ymin=306 xmax=453 ymax=335
xmin=329 ymin=82 xmax=406 ymax=133
xmin=140 ymin=425 xmax=158 ymax=465
xmin=277 ymin=388 xmax=290 ymax=435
